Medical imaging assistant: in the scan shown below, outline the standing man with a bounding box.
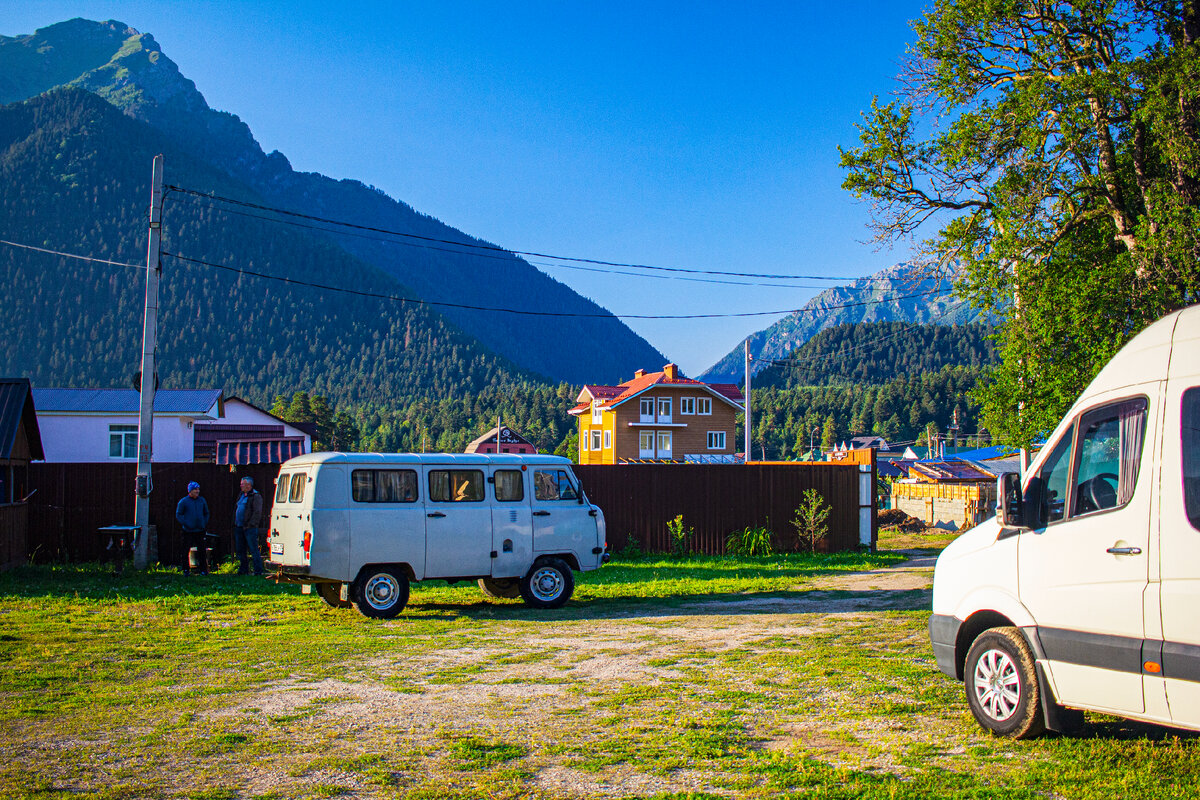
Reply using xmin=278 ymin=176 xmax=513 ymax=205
xmin=175 ymin=481 xmax=210 ymax=576
xmin=233 ymin=476 xmax=265 ymax=576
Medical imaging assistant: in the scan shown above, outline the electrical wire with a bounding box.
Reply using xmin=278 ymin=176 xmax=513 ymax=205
xmin=0 ymin=238 xmax=144 ymax=269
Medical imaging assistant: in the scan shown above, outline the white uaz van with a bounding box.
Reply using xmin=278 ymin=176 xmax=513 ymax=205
xmin=930 ymin=303 xmax=1200 ymax=738
xmin=266 ymin=453 xmax=608 ymax=618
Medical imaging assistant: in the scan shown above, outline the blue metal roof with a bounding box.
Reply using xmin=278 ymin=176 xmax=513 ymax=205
xmin=31 ymin=388 xmax=222 ymax=415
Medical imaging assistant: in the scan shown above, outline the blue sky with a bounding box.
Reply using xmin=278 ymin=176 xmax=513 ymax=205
xmin=3 ymin=1 xmax=926 ymax=375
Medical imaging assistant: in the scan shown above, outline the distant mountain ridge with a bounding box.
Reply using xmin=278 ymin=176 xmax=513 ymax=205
xmin=699 ymin=263 xmax=987 ymax=384
xmin=0 ymin=18 xmax=666 ymax=386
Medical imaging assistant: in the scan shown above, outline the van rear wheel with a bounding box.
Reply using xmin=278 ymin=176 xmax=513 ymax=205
xmin=519 ymin=558 xmax=574 ymax=609
xmin=352 ymin=567 xmax=410 ymax=619
xmin=964 ymin=627 xmax=1045 ymax=739
xmin=478 ymin=577 xmax=521 ymax=599
xmin=316 ymin=582 xmax=352 ymax=609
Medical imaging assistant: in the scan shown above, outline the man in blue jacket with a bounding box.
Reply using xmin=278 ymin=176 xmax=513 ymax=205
xmin=233 ymin=476 xmax=265 ymax=576
xmin=175 ymin=481 xmax=210 ymax=575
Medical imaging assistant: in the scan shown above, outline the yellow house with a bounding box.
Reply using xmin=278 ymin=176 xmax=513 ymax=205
xmin=568 ymin=363 xmax=745 ymax=464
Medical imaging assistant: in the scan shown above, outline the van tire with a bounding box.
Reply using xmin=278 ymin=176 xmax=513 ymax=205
xmin=964 ymin=627 xmax=1045 ymax=739
xmin=316 ymin=582 xmax=352 ymax=609
xmin=519 ymin=558 xmax=575 ymax=609
xmin=478 ymin=577 xmax=521 ymax=599
xmin=352 ymin=567 xmax=410 ymax=619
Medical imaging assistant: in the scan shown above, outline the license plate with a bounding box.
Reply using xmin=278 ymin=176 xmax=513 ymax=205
xmin=271 ymin=542 xmax=285 ymax=555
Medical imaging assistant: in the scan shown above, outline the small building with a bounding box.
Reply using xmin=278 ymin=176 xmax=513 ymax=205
xmin=0 ymin=379 xmax=45 ymax=571
xmin=891 ymin=459 xmax=999 ymax=530
xmin=193 ymin=396 xmax=311 ymax=464
xmin=569 ymin=363 xmax=744 ymax=464
xmin=464 ymin=425 xmax=537 ymax=454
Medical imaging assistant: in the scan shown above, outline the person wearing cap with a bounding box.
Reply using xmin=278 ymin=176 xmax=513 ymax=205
xmin=233 ymin=476 xmax=265 ymax=576
xmin=175 ymin=481 xmax=211 ymax=575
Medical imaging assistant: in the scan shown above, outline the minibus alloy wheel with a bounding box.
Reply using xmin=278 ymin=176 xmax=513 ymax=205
xmin=964 ymin=627 xmax=1045 ymax=738
xmin=352 ymin=567 xmax=410 ymax=619
xmin=520 ymin=558 xmax=575 ymax=609
xmin=478 ymin=577 xmax=521 ymax=599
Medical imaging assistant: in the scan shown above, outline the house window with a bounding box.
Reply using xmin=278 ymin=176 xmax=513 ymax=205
xmin=109 ymin=424 xmax=137 ymax=459
xmin=429 ymin=470 xmax=485 ymax=502
xmin=581 ymin=431 xmax=589 ymax=451
xmin=603 ymin=430 xmax=611 ymax=449
xmin=640 ymin=397 xmax=655 ymax=422
xmin=592 ymin=401 xmax=603 ymax=424
xmin=657 ymin=397 xmax=672 ymax=423
xmin=696 ymin=397 xmax=712 ymax=415
xmin=657 ymin=431 xmax=673 ymax=459
xmin=591 ymin=430 xmax=602 ymax=451
xmin=639 ymin=431 xmax=655 ymax=458
xmin=707 ymin=431 xmax=726 ymax=450
xmin=680 ymin=397 xmax=695 ymax=415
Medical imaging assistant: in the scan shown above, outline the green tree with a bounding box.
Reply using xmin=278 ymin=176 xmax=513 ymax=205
xmin=820 ymin=414 xmax=837 ymax=450
xmin=840 ymin=0 xmax=1200 ymax=447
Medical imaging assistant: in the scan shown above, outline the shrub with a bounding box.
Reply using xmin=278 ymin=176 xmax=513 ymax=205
xmin=725 ymin=525 xmax=774 ymax=557
xmin=615 ymin=536 xmax=643 ymax=559
xmin=792 ymin=489 xmax=831 ymax=553
xmin=666 ymin=514 xmax=694 ymax=558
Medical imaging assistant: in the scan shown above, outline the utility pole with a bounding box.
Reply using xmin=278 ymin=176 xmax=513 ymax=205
xmin=133 ymin=154 xmax=164 ymax=569
xmin=743 ymin=340 xmax=752 ymax=464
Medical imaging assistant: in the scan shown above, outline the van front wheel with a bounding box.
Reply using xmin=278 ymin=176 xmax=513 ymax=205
xmin=520 ymin=558 xmax=575 ymax=609
xmin=964 ymin=627 xmax=1045 ymax=739
xmin=352 ymin=567 xmax=410 ymax=619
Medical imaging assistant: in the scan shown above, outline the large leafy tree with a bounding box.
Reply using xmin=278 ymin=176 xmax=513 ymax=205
xmin=841 ymin=0 xmax=1200 ymax=445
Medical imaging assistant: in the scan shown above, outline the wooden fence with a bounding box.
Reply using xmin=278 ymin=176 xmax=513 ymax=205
xmin=23 ymin=460 xmax=876 ymax=565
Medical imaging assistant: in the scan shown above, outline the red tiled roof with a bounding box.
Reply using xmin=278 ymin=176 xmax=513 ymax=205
xmin=575 ymin=370 xmax=744 ymax=411
xmin=707 ymin=383 xmax=745 ymax=402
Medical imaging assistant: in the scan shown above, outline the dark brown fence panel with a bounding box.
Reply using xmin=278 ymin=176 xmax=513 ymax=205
xmin=0 ymin=504 xmax=28 ymax=571
xmin=27 ymin=463 xmax=280 ymax=565
xmin=574 ymin=463 xmax=866 ymax=554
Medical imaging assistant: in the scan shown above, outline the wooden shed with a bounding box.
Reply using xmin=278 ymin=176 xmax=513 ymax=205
xmin=0 ymin=379 xmax=45 ymax=570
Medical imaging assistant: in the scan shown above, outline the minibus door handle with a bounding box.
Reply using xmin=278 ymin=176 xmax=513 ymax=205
xmin=1106 ymin=545 xmax=1142 ymax=555
xmin=427 ymin=512 xmax=446 ymax=518
xmin=532 ymin=510 xmax=550 ymax=517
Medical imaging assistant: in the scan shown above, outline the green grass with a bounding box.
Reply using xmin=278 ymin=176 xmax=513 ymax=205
xmin=0 ymin=552 xmax=1196 ymax=798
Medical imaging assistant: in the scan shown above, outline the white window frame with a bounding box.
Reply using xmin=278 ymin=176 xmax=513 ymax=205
xmin=109 ymin=424 xmax=138 ymax=460
xmin=657 ymin=431 xmax=673 ymax=459
xmin=679 ymin=397 xmax=695 ymax=415
xmin=591 ymin=430 xmax=602 ymax=451
xmin=592 ymin=401 xmax=603 ymax=424
xmin=639 ymin=397 xmax=655 ymax=423
xmin=697 ymin=396 xmax=713 ymax=415
xmin=639 ymin=431 xmax=655 ymax=458
xmin=657 ymin=397 xmax=672 ymax=423
xmin=603 ymin=430 xmax=611 ymax=449
xmin=581 ymin=431 xmax=590 ymax=451
xmin=707 ymin=431 xmax=726 ymax=450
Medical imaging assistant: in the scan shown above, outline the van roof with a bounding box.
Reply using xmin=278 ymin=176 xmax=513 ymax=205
xmin=277 ymin=452 xmax=575 ymax=468
xmin=1083 ymin=302 xmax=1200 ymax=398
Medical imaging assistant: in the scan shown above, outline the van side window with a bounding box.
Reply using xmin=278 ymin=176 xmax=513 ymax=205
xmin=429 ymin=470 xmax=485 ymax=502
xmin=534 ymin=469 xmax=578 ymax=501
xmin=1070 ymin=398 xmax=1148 ymax=518
xmin=352 ymin=469 xmax=418 ymax=503
xmin=1184 ymin=388 xmax=1200 ymax=531
xmin=275 ymin=473 xmax=290 ymax=504
xmin=1029 ymin=425 xmax=1073 ymax=526
xmin=288 ymin=473 xmax=306 ymax=504
xmin=494 ymin=470 xmax=524 ymax=502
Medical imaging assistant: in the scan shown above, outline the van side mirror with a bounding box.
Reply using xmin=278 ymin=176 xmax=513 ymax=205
xmin=997 ymin=472 xmax=1027 ymax=529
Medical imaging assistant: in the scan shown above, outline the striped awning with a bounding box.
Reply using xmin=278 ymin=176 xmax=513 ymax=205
xmin=216 ymin=437 xmax=306 ymax=465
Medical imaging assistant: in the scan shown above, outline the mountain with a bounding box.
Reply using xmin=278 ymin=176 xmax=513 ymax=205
xmin=0 ymin=19 xmax=666 ymax=387
xmin=699 ymin=263 xmax=987 ymax=384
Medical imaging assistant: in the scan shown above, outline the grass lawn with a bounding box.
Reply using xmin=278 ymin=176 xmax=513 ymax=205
xmin=0 ymin=546 xmax=1196 ymax=799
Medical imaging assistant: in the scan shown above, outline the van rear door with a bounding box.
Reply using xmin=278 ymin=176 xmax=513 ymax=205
xmin=423 ymin=466 xmax=493 ymax=578
xmin=270 ymin=467 xmax=312 ymax=567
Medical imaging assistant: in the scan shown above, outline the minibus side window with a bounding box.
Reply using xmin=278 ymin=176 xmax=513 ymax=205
xmin=1028 ymin=425 xmax=1074 ymax=527
xmin=494 ymin=470 xmax=524 ymax=502
xmin=275 ymin=473 xmax=290 ymax=504
xmin=1070 ymin=397 xmax=1148 ymax=518
xmin=289 ymin=473 xmax=306 ymax=503
xmin=429 ymin=470 xmax=485 ymax=502
xmin=534 ymin=469 xmax=578 ymax=501
xmin=1184 ymin=388 xmax=1200 ymax=531
xmin=352 ymin=469 xmax=418 ymax=503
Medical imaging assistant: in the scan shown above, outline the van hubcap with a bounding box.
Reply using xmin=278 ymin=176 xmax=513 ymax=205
xmin=364 ymin=574 xmax=398 ymax=610
xmin=530 ymin=567 xmax=563 ymax=601
xmin=973 ymin=649 xmax=1020 ymax=721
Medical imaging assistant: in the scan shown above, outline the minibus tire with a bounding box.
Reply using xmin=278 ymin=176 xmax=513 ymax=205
xmin=519 ymin=558 xmax=575 ymax=609
xmin=352 ymin=567 xmax=410 ymax=619
xmin=316 ymin=582 xmax=352 ymax=609
xmin=964 ymin=627 xmax=1045 ymax=739
xmin=478 ymin=577 xmax=521 ymax=599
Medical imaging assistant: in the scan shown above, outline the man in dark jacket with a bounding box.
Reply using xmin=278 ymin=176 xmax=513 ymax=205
xmin=175 ymin=481 xmax=210 ymax=575
xmin=233 ymin=476 xmax=265 ymax=576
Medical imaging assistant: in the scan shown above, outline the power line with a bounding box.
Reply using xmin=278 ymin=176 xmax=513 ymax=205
xmin=165 ymin=184 xmax=902 ymax=283
xmin=161 ymin=250 xmax=947 ymax=320
xmin=0 ymin=238 xmax=144 ymax=269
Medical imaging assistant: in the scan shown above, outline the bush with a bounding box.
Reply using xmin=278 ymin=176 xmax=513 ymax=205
xmin=792 ymin=489 xmax=831 ymax=553
xmin=666 ymin=514 xmax=694 ymax=558
xmin=725 ymin=525 xmax=774 ymax=557
xmin=614 ymin=536 xmax=643 ymax=559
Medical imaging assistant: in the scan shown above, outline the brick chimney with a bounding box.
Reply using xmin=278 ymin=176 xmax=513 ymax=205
xmin=663 ymin=363 xmax=679 ymax=380
xmin=634 ymin=368 xmax=646 ymax=379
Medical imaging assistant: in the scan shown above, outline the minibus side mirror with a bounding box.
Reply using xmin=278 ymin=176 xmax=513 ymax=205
xmin=997 ymin=472 xmax=1028 ymax=529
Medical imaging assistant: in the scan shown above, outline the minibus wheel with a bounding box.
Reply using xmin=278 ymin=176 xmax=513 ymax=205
xmin=519 ymin=558 xmax=575 ymax=609
xmin=316 ymin=582 xmax=352 ymax=609
xmin=478 ymin=577 xmax=521 ymax=599
xmin=352 ymin=567 xmax=410 ymax=619
xmin=964 ymin=627 xmax=1045 ymax=738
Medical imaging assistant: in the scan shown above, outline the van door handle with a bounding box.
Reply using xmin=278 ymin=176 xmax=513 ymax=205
xmin=532 ymin=510 xmax=550 ymax=517
xmin=427 ymin=512 xmax=446 ymax=518
xmin=1106 ymin=546 xmax=1142 ymax=555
